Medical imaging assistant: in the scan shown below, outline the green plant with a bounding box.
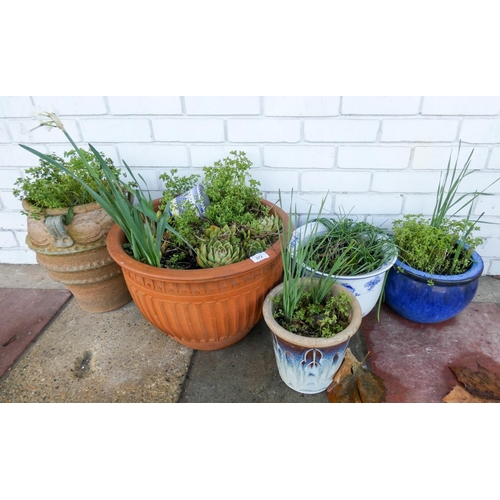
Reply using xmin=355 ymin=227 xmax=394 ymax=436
xmin=203 ymin=151 xmax=263 ymax=226
xmin=274 ymin=190 xmax=354 ymax=338
xmin=307 ymin=213 xmax=397 ymax=276
xmin=393 ymin=143 xmax=499 ymax=276
xmin=393 ymin=214 xmax=481 ymax=275
xmin=273 ymin=289 xmax=352 ymax=338
xmin=19 ymin=111 xmax=193 ymax=268
xmin=157 ymin=151 xmax=278 ymax=269
xmin=13 ymin=148 xmax=118 ymax=221
xmin=158 ymin=168 xmax=200 ymax=205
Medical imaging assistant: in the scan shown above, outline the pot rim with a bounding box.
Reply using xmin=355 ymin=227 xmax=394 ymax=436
xmin=22 ymin=198 xmax=103 ymax=217
xmin=106 ymin=199 xmax=289 ymax=283
xmin=393 ymin=250 xmax=484 ymax=285
xmin=262 ymin=280 xmax=362 ymax=348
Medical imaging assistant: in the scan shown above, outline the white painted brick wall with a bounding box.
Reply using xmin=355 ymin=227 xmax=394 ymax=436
xmin=264 ymin=146 xmax=335 ymax=168
xmin=335 ymin=194 xmax=403 ymax=214
xmin=185 ymin=97 xmax=260 ymax=115
xmin=342 ymin=97 xmax=420 ymax=115
xmin=489 ymin=148 xmax=500 ymax=169
xmin=460 ymin=119 xmax=500 ymax=143
xmin=0 ymin=97 xmax=33 ymax=117
xmin=0 ymin=122 xmax=10 ymax=142
xmin=422 ymin=97 xmax=500 ymax=115
xmin=33 ymin=97 xmax=107 ymax=115
xmin=412 ymin=146 xmax=489 ymax=169
xmin=0 ymin=231 xmax=17 ymax=247
xmin=337 ymin=147 xmax=410 ymax=169
xmin=228 ymin=119 xmax=300 ymax=143
xmin=305 ymin=119 xmax=379 ymax=142
xmin=108 ymin=97 xmax=182 ymax=115
xmin=153 ymin=118 xmax=224 ymax=142
xmin=1 ymin=96 xmax=499 ymax=273
xmin=302 ymin=171 xmax=371 ymax=192
xmin=80 ymin=119 xmax=152 ymax=142
xmin=372 ymin=172 xmax=442 ymax=192
xmin=381 ymin=119 xmax=459 ymax=142
xmin=264 ymin=97 xmax=340 ymax=116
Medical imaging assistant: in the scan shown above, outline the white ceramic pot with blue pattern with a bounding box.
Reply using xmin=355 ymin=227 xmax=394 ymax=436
xmin=290 ymin=221 xmax=398 ymax=317
xmin=263 ymin=281 xmax=362 ymax=394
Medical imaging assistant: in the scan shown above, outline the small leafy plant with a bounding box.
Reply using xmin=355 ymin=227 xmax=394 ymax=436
xmin=393 ymin=143 xmax=499 ymax=276
xmin=393 ymin=214 xmax=481 ymax=276
xmin=18 ymin=111 xmax=191 ymax=268
xmin=157 ymin=151 xmax=278 ymax=269
xmin=13 ymin=148 xmax=119 ymax=221
xmin=273 ymin=289 xmax=352 ymax=338
xmin=273 ymin=191 xmax=355 ymax=338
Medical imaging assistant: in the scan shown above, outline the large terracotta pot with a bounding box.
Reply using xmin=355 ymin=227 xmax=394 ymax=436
xmin=263 ymin=280 xmax=362 ymax=394
xmin=106 ymin=199 xmax=289 ymax=350
xmin=23 ymin=199 xmax=131 ymax=313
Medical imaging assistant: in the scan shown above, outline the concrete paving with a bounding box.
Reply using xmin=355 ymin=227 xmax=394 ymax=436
xmin=0 ymin=264 xmax=499 ymax=403
xmin=0 ymin=264 xmax=192 ymax=403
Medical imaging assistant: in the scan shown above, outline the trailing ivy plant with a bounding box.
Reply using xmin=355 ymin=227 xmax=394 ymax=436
xmin=392 ymin=142 xmax=499 ymax=277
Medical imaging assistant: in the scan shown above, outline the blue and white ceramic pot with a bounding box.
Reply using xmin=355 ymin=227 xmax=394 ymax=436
xmin=262 ymin=280 xmax=362 ymax=395
xmin=290 ymin=221 xmax=397 ymax=317
xmin=384 ymin=251 xmax=484 ymax=324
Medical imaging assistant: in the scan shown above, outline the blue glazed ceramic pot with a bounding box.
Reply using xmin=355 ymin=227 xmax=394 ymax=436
xmin=262 ymin=280 xmax=362 ymax=394
xmin=384 ymin=251 xmax=484 ymax=324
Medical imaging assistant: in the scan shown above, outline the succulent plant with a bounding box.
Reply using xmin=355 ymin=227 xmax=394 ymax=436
xmin=204 ymin=224 xmax=237 ymax=241
xmin=196 ymin=239 xmax=246 ymax=268
xmin=248 ymin=214 xmax=280 ymax=237
xmin=245 ymin=238 xmax=271 ymax=257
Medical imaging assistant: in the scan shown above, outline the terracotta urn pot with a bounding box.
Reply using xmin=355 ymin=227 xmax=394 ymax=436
xmin=262 ymin=280 xmax=362 ymax=394
xmin=106 ymin=199 xmax=289 ymax=350
xmin=23 ymin=199 xmax=131 ymax=313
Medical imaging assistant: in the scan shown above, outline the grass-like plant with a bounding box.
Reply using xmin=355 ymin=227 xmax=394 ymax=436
xmin=393 ymin=142 xmax=499 ymax=276
xmin=307 ymin=213 xmax=397 ymax=277
xmin=275 ymin=191 xmax=354 ymax=336
xmin=19 ymin=111 xmax=193 ymax=268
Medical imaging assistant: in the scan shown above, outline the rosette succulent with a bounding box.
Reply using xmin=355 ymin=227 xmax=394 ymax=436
xmin=196 ymin=239 xmax=246 ymax=268
xmin=248 ymin=214 xmax=279 ymax=237
xmin=245 ymin=238 xmax=270 ymax=256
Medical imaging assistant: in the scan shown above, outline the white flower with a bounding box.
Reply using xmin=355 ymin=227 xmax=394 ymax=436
xmin=19 ymin=122 xmax=34 ymax=140
xmin=28 ymin=105 xmax=64 ymax=132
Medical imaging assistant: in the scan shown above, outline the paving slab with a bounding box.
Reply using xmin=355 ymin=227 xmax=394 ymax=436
xmin=0 ymin=297 xmax=192 ymax=403
xmin=363 ymin=302 xmax=500 ymax=403
xmin=178 ymin=318 xmax=368 ymax=403
xmin=0 ymin=288 xmax=72 ymax=377
xmin=1 ymin=264 xmax=499 ymax=404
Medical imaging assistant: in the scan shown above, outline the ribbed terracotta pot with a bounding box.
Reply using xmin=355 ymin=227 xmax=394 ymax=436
xmin=263 ymin=280 xmax=362 ymax=394
xmin=106 ymin=200 xmax=289 ymax=350
xmin=23 ymin=199 xmax=131 ymax=313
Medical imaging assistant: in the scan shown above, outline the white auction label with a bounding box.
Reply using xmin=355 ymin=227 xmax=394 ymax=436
xmin=250 ymin=252 xmax=269 ymax=263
